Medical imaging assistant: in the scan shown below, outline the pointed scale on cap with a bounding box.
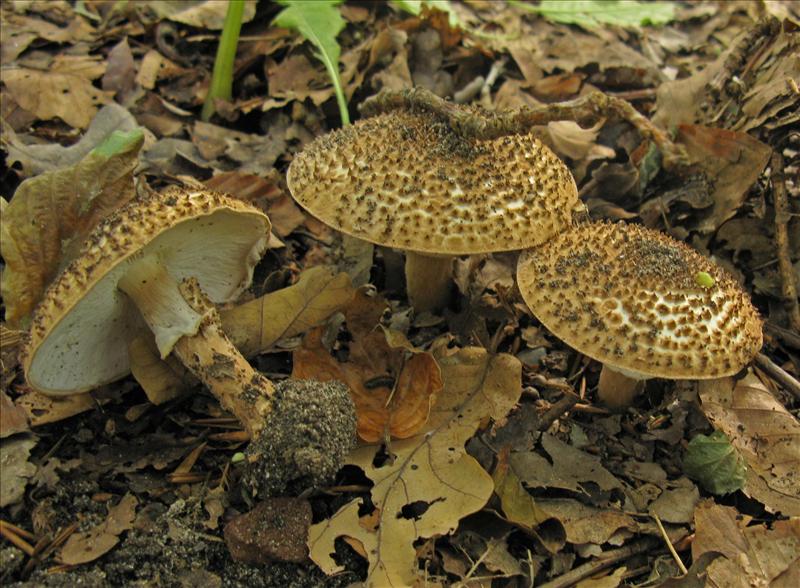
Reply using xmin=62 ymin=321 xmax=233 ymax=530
xmin=517 ymin=221 xmax=763 ymax=379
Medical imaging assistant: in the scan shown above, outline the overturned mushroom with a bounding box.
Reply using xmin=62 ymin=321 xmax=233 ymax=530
xmin=287 ymin=105 xmax=579 ymax=312
xmin=22 ymin=187 xmax=356 ymax=495
xmin=516 ymin=221 xmax=763 ymax=408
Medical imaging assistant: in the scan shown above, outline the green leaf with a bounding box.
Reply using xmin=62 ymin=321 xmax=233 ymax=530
xmin=511 ymin=0 xmax=675 ymax=28
xmin=273 ymin=0 xmax=350 ymax=125
xmin=684 ymin=430 xmax=747 ymax=495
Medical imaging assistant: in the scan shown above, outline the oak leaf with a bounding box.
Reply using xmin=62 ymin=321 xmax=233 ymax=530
xmin=293 ymin=289 xmax=442 ymax=442
xmin=308 ymin=347 xmax=522 ymax=587
xmin=698 ymin=372 xmax=800 ymax=515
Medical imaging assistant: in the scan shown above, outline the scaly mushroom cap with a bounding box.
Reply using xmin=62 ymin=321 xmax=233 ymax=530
xmin=517 ymin=222 xmax=763 ymax=379
xmin=287 ymin=109 xmax=579 ymax=255
xmin=22 ymin=187 xmax=271 ymax=395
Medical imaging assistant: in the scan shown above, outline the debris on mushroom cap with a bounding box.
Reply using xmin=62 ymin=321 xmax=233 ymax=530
xmin=22 ymin=187 xmax=271 ymax=395
xmin=287 ymin=109 xmax=579 ymax=255
xmin=517 ymin=221 xmax=763 ymax=379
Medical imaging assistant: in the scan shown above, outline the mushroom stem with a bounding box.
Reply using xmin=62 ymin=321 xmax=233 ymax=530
xmin=118 ymin=255 xmax=274 ymax=439
xmin=405 ymin=251 xmax=453 ymax=313
xmin=597 ymin=365 xmax=643 ymax=410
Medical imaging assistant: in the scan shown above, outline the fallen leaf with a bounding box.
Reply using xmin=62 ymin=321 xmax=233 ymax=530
xmin=683 ymin=430 xmax=746 ymax=495
xmin=692 ymin=500 xmax=800 ymax=587
xmin=1 ymin=128 xmax=143 ymax=327
xmin=493 ymin=447 xmax=553 ymax=531
xmin=0 ymin=390 xmax=29 ymax=438
xmin=60 ymin=493 xmax=138 ymax=565
xmin=676 ymin=125 xmax=771 ymax=234
xmin=510 ymin=433 xmax=624 ymax=495
xmin=223 ymin=266 xmax=355 ymax=356
xmin=2 ymin=67 xmax=112 ymax=129
xmin=293 ymin=289 xmax=442 ymax=442
xmin=698 ymin=372 xmax=800 ymax=516
xmin=2 ymin=103 xmax=141 ymax=177
xmin=308 ymin=347 xmax=522 ymax=586
xmin=15 ymin=388 xmax=111 ymax=427
xmin=0 ymin=435 xmax=37 ymax=507
xmin=146 ymin=0 xmax=257 ymax=29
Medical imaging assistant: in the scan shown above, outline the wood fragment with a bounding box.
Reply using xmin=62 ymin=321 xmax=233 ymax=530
xmin=0 ymin=522 xmax=35 ymax=556
xmin=361 ymin=86 xmax=690 ymax=171
xmin=755 ymin=352 xmax=800 ymax=400
xmin=537 ymin=537 xmax=660 ymax=588
xmin=771 ymin=151 xmax=800 ymax=332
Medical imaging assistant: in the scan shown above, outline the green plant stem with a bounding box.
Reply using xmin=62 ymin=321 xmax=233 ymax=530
xmin=202 ymin=0 xmax=245 ymax=121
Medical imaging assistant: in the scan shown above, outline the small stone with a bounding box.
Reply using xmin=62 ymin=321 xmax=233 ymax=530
xmin=224 ymin=497 xmax=312 ymax=564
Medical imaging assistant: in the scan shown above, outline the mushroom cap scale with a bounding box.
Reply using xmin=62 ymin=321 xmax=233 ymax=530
xmin=22 ymin=187 xmax=271 ymax=395
xmin=517 ymin=221 xmax=763 ymax=379
xmin=287 ymin=110 xmax=579 ymax=255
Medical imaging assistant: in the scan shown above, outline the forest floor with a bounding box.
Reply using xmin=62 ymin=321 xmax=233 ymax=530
xmin=1 ymin=1 xmax=799 ymax=587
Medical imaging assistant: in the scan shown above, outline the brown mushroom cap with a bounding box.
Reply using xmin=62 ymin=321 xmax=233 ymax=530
xmin=22 ymin=187 xmax=270 ymax=395
xmin=517 ymin=221 xmax=763 ymax=379
xmin=287 ymin=109 xmax=579 ymax=255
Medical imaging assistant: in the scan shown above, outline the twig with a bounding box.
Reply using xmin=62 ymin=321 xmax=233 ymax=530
xmin=537 ymin=537 xmax=660 ymax=588
xmin=764 ymin=322 xmax=800 ymax=350
xmin=538 ymin=390 xmax=580 ymax=432
xmin=361 ymin=87 xmax=690 ymax=171
xmin=0 ymin=522 xmax=35 ymax=556
xmin=652 ymin=514 xmax=688 ymax=575
xmin=771 ymin=151 xmax=800 ymax=332
xmin=755 ymin=352 xmax=800 ymax=400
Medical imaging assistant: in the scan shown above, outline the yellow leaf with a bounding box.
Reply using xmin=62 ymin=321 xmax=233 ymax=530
xmin=492 ymin=447 xmax=551 ymax=531
xmin=221 ymin=266 xmax=354 ymax=356
xmin=0 ymin=132 xmax=142 ymax=327
xmin=308 ymin=347 xmax=522 ymax=586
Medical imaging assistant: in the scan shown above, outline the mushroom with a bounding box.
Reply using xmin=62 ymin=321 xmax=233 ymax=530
xmin=516 ymin=221 xmax=763 ymax=408
xmin=287 ymin=106 xmax=579 ymax=312
xmin=22 ymin=187 xmax=357 ymax=495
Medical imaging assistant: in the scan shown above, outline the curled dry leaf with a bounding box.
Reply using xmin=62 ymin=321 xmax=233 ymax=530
xmin=698 ymin=372 xmax=800 ymax=516
xmin=692 ymin=500 xmax=800 ymax=587
xmin=292 ymin=289 xmax=442 ymax=442
xmin=308 ymin=347 xmax=522 ymax=587
xmin=60 ymin=493 xmax=138 ymax=565
xmin=0 ymin=129 xmax=143 ymax=327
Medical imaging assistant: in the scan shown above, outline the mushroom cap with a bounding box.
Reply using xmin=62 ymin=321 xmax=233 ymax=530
xmin=22 ymin=187 xmax=271 ymax=395
xmin=517 ymin=221 xmax=763 ymax=379
xmin=287 ymin=109 xmax=579 ymax=255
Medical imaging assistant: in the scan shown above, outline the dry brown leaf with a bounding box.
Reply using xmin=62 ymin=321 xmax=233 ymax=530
xmin=0 ymin=390 xmax=29 ymax=438
xmin=308 ymin=347 xmax=522 ymax=586
xmin=692 ymin=500 xmax=800 ymax=587
xmin=222 ymin=266 xmax=355 ymax=356
xmin=60 ymin=493 xmax=137 ymax=565
xmin=510 ymin=433 xmax=624 ymax=495
xmin=536 ymin=498 xmax=640 ymax=546
xmin=698 ymin=372 xmax=800 ymax=516
xmin=0 ymin=130 xmax=142 ymax=326
xmin=492 ymin=447 xmax=552 ymax=531
xmin=2 ymin=68 xmax=112 ymax=129
xmin=15 ymin=388 xmax=111 ymax=427
xmin=0 ymin=435 xmax=37 ymax=507
xmin=676 ymin=124 xmax=771 ymax=234
xmin=293 ymin=289 xmax=442 ymax=442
